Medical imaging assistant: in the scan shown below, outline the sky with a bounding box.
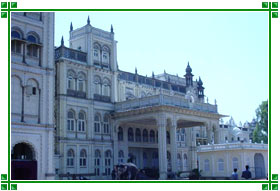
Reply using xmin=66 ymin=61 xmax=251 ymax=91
xmin=55 ymin=11 xmax=268 ymax=125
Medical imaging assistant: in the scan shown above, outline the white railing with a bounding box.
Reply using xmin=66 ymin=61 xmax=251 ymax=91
xmin=197 ymin=143 xmax=268 ymax=152
xmin=115 ymin=94 xmax=218 ymax=113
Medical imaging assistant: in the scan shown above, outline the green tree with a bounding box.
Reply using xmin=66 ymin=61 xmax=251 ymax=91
xmin=253 ymin=101 xmax=268 ymax=143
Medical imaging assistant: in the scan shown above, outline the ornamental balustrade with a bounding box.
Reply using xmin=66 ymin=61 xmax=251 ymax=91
xmin=115 ymin=94 xmax=218 ymax=113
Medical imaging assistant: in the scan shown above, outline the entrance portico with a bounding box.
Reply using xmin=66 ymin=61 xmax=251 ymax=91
xmin=112 ymin=94 xmax=223 ymax=179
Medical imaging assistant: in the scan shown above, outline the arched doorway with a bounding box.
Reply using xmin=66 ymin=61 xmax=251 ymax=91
xmin=11 ymin=142 xmax=37 ymax=180
xmin=254 ymin=153 xmax=265 ymax=179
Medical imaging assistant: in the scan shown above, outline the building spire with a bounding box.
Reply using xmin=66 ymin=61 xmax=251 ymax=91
xmin=61 ymin=36 xmax=64 ymax=46
xmin=70 ymin=22 xmax=73 ymax=31
xmin=135 ymin=67 xmax=137 ymax=74
xmin=111 ymin=24 xmax=114 ymax=33
xmin=185 ymin=61 xmax=194 ymax=87
xmin=152 ymin=71 xmax=154 ymax=78
xmin=87 ymin=15 xmax=90 ymax=25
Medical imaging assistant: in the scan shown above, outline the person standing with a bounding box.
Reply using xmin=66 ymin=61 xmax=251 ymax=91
xmin=111 ymin=165 xmax=117 ymax=180
xmin=231 ymin=168 xmax=238 ymax=180
xmin=241 ymin=165 xmax=252 ymax=180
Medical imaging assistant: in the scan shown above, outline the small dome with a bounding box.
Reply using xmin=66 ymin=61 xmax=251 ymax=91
xmin=232 ymin=126 xmax=242 ymax=136
xmin=186 ymin=62 xmax=192 ymax=73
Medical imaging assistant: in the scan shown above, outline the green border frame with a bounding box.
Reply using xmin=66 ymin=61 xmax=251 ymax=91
xmin=0 ymin=1 xmax=278 ymax=190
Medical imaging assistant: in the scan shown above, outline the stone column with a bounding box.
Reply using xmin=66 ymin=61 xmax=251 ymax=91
xmin=170 ymin=119 xmax=177 ymax=173
xmin=113 ymin=122 xmax=119 ymax=165
xmin=206 ymin=123 xmax=212 ymax=144
xmin=190 ymin=128 xmax=198 ymax=169
xmin=157 ymin=115 xmax=167 ymax=180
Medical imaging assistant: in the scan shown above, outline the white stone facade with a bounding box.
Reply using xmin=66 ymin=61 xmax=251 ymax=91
xmin=11 ymin=12 xmax=55 ymax=180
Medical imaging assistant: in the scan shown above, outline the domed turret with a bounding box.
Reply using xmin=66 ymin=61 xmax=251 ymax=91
xmin=184 ymin=62 xmax=194 ymax=87
xmin=197 ymin=76 xmax=204 ymax=99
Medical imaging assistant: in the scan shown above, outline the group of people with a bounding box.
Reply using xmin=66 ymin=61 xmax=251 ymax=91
xmin=231 ymin=165 xmax=252 ymax=180
xmin=112 ymin=159 xmax=253 ymax=180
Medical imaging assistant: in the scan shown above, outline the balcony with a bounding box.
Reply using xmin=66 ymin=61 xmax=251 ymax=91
xmin=55 ymin=46 xmax=87 ymax=63
xmin=197 ymin=142 xmax=268 ymax=152
xmin=67 ymin=89 xmax=86 ymax=99
xmin=94 ymin=94 xmax=111 ymax=103
xmin=115 ymin=94 xmax=218 ymax=113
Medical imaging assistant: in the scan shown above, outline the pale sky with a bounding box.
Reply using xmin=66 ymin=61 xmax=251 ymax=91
xmin=55 ymin=11 xmax=268 ymax=125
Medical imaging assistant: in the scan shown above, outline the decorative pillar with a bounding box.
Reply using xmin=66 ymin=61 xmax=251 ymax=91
xmin=113 ymin=122 xmax=119 ymax=165
xmin=22 ymin=43 xmax=26 ymax=63
xmin=157 ymin=115 xmax=167 ymax=180
xmin=21 ymin=85 xmax=24 ymax=122
xmin=38 ymin=89 xmax=41 ymax=124
xmin=190 ymin=127 xmax=198 ymax=169
xmin=170 ymin=118 xmax=177 ymax=173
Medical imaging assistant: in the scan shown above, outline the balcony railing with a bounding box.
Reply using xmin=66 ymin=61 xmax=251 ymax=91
xmin=67 ymin=89 xmax=86 ymax=99
xmin=55 ymin=46 xmax=87 ymax=63
xmin=197 ymin=142 xmax=268 ymax=152
xmin=115 ymin=94 xmax=218 ymax=113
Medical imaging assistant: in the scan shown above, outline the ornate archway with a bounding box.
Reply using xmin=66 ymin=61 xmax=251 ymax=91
xmin=11 ymin=142 xmax=37 ymax=180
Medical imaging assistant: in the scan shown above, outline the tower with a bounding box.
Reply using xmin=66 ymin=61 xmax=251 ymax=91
xmin=185 ymin=62 xmax=194 ymax=87
xmin=197 ymin=77 xmax=205 ymax=99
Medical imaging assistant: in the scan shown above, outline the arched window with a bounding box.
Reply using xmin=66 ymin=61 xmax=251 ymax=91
xmin=143 ymin=129 xmax=148 ymax=142
xmin=11 ymin=31 xmax=21 ymax=39
xmin=79 ymin=149 xmax=87 ymax=167
xmin=103 ymin=114 xmax=110 ymax=134
xmin=94 ymin=149 xmax=101 ymax=176
xmin=135 ymin=128 xmax=141 ymax=142
xmin=67 ymin=71 xmax=76 ymax=90
xmin=25 ymin=79 xmax=39 ymax=120
xmin=11 ymin=31 xmax=22 ymax=54
xmin=78 ymin=112 xmax=85 ymax=132
xmin=204 ymin=159 xmax=210 ymax=172
xmin=181 ymin=128 xmax=185 ymax=141
xmin=67 ymin=110 xmax=75 ymax=131
xmin=26 ymin=34 xmax=39 ymax=57
xmin=150 ymin=130 xmax=155 ymax=143
xmin=143 ymin=152 xmax=148 ymax=168
xmin=94 ymin=114 xmax=101 ymax=133
xmin=232 ymin=157 xmax=238 ymax=170
xmin=67 ymin=149 xmax=75 ymax=167
xmin=176 ymin=129 xmax=180 ymax=141
xmin=177 ymin=153 xmax=182 ymax=170
xmin=166 ymin=131 xmax=170 ymax=144
xmin=94 ymin=49 xmax=99 ymax=59
xmin=102 ymin=78 xmax=111 ymax=97
xmin=77 ymin=72 xmax=86 ymax=92
xmin=11 ymin=76 xmax=22 ymax=115
xmin=128 ymin=128 xmax=134 ymax=142
xmin=118 ymin=127 xmax=123 ymax=141
xmin=218 ymin=159 xmax=224 ymax=171
xmin=118 ymin=150 xmax=124 ymax=164
xmin=93 ymin=43 xmax=100 ymax=62
xmin=27 ymin=35 xmax=38 ymax=43
xmin=102 ymin=46 xmax=110 ymax=67
xmin=93 ymin=43 xmax=101 ymax=65
xmin=94 ymin=76 xmax=101 ymax=95
xmin=105 ymin=150 xmax=112 ymax=175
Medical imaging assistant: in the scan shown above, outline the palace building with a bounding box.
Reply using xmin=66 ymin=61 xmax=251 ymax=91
xmin=11 ymin=13 xmax=268 ymax=180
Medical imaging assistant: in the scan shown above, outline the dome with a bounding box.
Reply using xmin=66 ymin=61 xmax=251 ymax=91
xmin=231 ymin=126 xmax=242 ymax=136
